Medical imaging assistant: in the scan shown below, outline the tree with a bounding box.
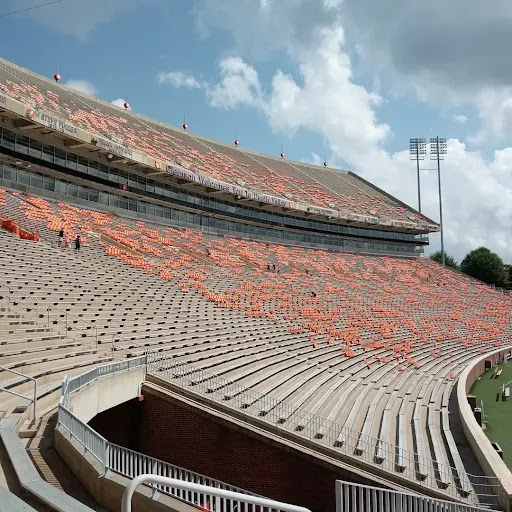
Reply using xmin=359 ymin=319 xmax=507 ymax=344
xmin=429 ymin=251 xmax=458 ymax=270
xmin=460 ymin=247 xmax=506 ymax=286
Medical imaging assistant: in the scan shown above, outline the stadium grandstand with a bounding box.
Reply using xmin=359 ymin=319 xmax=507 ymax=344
xmin=0 ymin=57 xmax=510 ymax=512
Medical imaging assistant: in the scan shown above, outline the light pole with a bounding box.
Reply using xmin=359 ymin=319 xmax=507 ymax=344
xmin=430 ymin=137 xmax=447 ymax=266
xmin=409 ymin=138 xmax=426 ymax=213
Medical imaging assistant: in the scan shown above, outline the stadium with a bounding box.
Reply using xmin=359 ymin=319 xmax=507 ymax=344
xmin=0 ymin=54 xmax=510 ymax=512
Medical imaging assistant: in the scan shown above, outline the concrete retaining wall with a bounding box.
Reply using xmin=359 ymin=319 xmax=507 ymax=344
xmin=457 ymin=347 xmax=512 ymax=511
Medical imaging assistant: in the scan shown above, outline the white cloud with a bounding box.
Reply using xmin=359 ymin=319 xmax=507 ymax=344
xmin=208 ymin=57 xmax=264 ymax=109
xmin=453 ymin=114 xmax=468 ymax=124
xmin=64 ymin=79 xmax=96 ymax=96
xmin=471 ymin=88 xmax=512 ymax=143
xmin=111 ymin=98 xmax=130 ymax=110
xmin=195 ymin=3 xmax=512 ymax=263
xmin=157 ymin=71 xmax=202 ymax=89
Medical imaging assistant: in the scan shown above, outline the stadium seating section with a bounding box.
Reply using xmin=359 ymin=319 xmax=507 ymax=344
xmin=0 ymin=59 xmax=429 ymax=227
xmin=0 ymin=188 xmax=510 ymax=496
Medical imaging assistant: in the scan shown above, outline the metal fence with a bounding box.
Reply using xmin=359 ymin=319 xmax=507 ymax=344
xmin=57 ymin=359 xmax=274 ymax=511
xmin=335 ymin=481 xmax=499 ymax=512
xmin=146 ymin=354 xmax=501 ymax=508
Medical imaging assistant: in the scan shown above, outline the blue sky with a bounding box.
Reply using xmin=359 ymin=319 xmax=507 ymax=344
xmin=3 ymin=0 xmax=512 ymax=263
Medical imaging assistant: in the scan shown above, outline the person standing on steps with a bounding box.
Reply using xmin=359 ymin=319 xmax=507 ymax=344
xmin=74 ymin=235 xmax=81 ymax=251
xmin=58 ymin=227 xmax=64 ymax=247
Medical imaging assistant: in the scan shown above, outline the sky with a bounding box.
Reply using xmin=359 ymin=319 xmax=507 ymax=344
xmin=2 ymin=0 xmax=512 ymax=263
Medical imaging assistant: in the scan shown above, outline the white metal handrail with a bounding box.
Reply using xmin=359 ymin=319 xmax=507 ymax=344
xmin=121 ymin=475 xmax=311 ymax=512
xmin=146 ymin=354 xmax=502 ymax=507
xmin=335 ymin=480 xmax=499 ymax=512
xmin=56 ymin=356 xmax=502 ymax=510
xmin=0 ymin=364 xmax=36 ymax=420
xmin=57 ymin=356 xmax=263 ymax=509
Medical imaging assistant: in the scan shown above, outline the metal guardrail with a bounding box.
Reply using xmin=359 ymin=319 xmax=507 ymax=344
xmin=0 ymin=364 xmax=36 ymax=420
xmin=146 ymin=354 xmax=501 ymax=508
xmin=57 ymin=357 xmax=263 ymax=511
xmin=122 ymin=475 xmax=311 ymax=512
xmin=2 ymin=286 xmax=99 ymax=348
xmin=335 ymin=480 xmax=499 ymax=512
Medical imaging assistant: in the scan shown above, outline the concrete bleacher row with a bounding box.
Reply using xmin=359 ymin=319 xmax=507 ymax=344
xmin=0 ymin=189 xmax=509 ymax=502
xmin=0 ymin=57 xmax=428 ymax=226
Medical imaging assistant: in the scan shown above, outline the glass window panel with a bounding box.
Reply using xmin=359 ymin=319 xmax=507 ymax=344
xmin=43 ymin=176 xmax=55 ymax=191
xmin=88 ymin=190 xmax=99 ymax=202
xmin=55 ymin=180 xmax=67 ymax=195
xmin=98 ymin=164 xmax=109 ymax=179
xmin=1 ymin=129 xmax=16 ymax=149
xmin=54 ymin=149 xmax=66 ymax=166
xmin=98 ymin=192 xmax=109 ymax=205
xmin=77 ymin=156 xmax=88 ymax=174
xmin=88 ymin=162 xmax=100 ymax=177
xmin=16 ymin=168 xmax=30 ymax=184
xmin=67 ymin=183 xmax=78 ymax=197
xmin=29 ymin=139 xmax=42 ymax=158
xmin=3 ymin=165 xmax=16 ymax=181
xmin=15 ymin=134 xmax=29 ymax=154
xmin=78 ymin=186 xmax=89 ymax=200
xmin=30 ymin=174 xmax=43 ymax=189
xmin=42 ymin=144 xmax=54 ymax=162
xmin=66 ymin=152 xmax=77 ymax=171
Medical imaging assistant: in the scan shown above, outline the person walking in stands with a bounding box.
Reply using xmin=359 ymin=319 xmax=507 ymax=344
xmin=58 ymin=227 xmax=64 ymax=247
xmin=74 ymin=235 xmax=81 ymax=251
xmin=64 ymin=234 xmax=70 ymax=249
xmin=267 ymin=263 xmax=271 ymax=272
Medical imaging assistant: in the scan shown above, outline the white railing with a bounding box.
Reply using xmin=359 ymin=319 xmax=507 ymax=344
xmin=57 ymin=358 xmax=267 ymax=511
xmin=122 ymin=475 xmax=312 ymax=512
xmin=146 ymin=354 xmax=501 ymax=508
xmin=335 ymin=481 xmax=499 ymax=512
xmin=56 ymin=357 xmax=502 ymax=511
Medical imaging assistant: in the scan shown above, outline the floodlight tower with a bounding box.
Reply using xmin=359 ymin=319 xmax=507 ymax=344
xmin=430 ymin=137 xmax=448 ymax=266
xmin=409 ymin=138 xmax=426 ymax=213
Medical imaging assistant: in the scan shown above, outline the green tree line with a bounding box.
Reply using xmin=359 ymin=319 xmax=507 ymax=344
xmin=430 ymin=247 xmax=506 ymax=287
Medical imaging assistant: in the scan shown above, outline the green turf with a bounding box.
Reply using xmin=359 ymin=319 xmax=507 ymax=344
xmin=469 ymin=361 xmax=512 ymax=469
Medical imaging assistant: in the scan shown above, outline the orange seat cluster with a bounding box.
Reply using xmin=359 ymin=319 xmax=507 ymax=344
xmin=4 ymin=191 xmax=512 ymax=378
xmin=0 ymin=73 xmax=431 ymax=227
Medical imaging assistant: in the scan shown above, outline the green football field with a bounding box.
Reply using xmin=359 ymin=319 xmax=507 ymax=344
xmin=469 ymin=361 xmax=512 ymax=470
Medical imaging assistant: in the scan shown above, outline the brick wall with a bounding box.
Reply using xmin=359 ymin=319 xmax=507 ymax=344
xmin=90 ymin=388 xmax=383 ymax=512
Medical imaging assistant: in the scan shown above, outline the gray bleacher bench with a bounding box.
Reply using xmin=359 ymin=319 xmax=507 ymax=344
xmin=0 ymin=416 xmax=94 ymax=512
xmin=0 ymin=488 xmax=37 ymax=511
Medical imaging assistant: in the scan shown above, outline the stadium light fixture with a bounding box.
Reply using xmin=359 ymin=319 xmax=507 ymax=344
xmin=409 ymin=138 xmax=426 ymax=213
xmin=430 ymin=137 xmax=448 ymax=266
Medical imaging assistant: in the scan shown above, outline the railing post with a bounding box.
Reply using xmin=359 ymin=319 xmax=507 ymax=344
xmin=102 ymin=440 xmax=109 ymax=476
xmin=32 ymin=377 xmax=37 ymax=423
xmin=7 ymin=287 xmax=11 ymax=311
xmin=96 ymin=326 xmax=98 ymax=350
xmin=65 ymin=312 xmax=68 ymax=333
xmin=47 ymin=306 xmax=51 ymax=327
